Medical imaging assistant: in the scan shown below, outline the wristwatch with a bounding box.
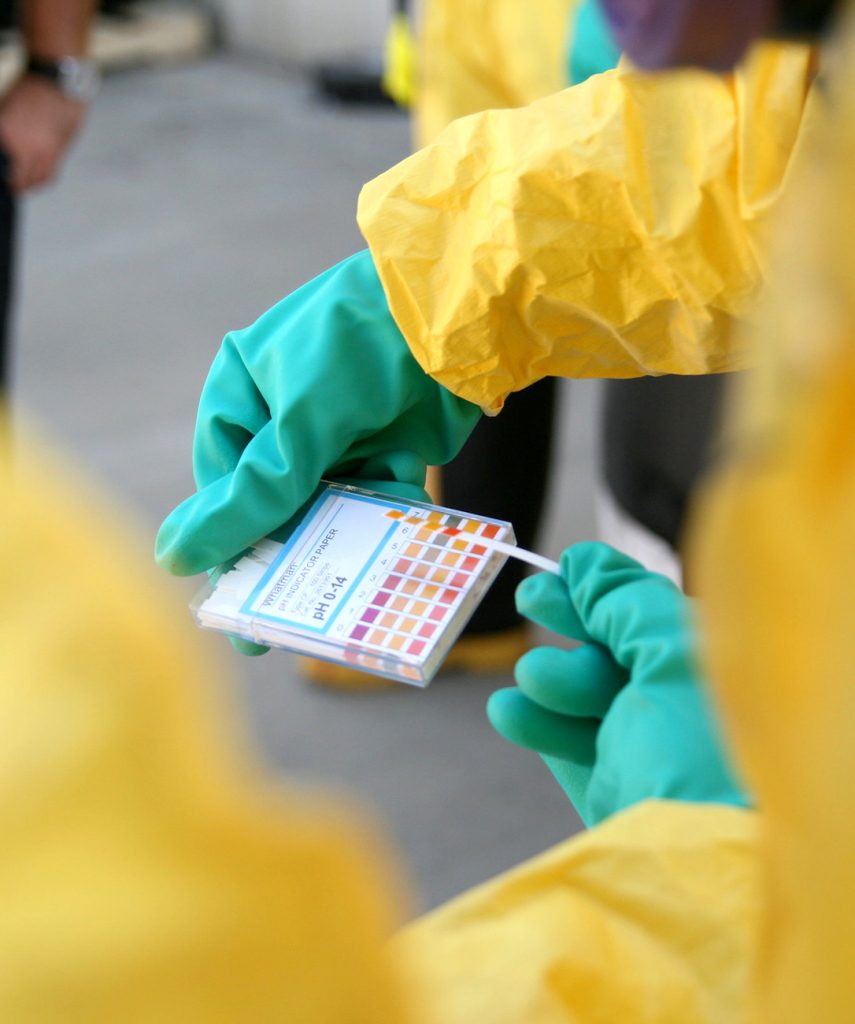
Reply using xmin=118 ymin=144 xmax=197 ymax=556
xmin=25 ymin=56 xmax=101 ymax=103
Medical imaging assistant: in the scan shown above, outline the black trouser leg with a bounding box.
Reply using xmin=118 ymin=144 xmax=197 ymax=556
xmin=440 ymin=377 xmax=558 ymax=634
xmin=601 ymin=374 xmax=729 ymax=550
xmin=0 ymin=154 xmax=17 ymax=395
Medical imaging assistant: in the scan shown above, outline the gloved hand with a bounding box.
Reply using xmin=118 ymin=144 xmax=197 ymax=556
xmin=487 ymin=542 xmax=749 ymax=826
xmin=155 ymin=249 xmax=481 ymax=577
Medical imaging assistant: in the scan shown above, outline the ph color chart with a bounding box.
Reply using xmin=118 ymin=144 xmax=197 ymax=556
xmin=193 ymin=483 xmax=514 ymax=685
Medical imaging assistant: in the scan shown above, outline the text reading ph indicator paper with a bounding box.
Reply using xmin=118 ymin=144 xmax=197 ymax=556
xmin=193 ymin=483 xmax=514 ymax=685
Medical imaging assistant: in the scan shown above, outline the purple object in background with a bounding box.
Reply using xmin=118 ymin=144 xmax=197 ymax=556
xmin=600 ymin=0 xmax=776 ymax=69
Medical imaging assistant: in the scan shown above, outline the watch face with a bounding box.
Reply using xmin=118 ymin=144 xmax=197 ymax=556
xmin=57 ymin=58 xmax=101 ymax=102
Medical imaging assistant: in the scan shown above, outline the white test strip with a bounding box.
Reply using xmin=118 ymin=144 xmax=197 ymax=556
xmin=438 ymin=527 xmax=560 ymax=575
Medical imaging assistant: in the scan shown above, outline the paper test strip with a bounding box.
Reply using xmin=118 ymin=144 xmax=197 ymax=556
xmin=433 ymin=526 xmax=559 ymax=575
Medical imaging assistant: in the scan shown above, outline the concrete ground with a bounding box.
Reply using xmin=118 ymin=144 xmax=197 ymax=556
xmin=14 ymin=54 xmax=602 ymax=913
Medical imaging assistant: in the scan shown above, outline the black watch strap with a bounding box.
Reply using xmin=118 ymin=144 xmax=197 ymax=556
xmin=25 ymin=56 xmax=100 ymax=102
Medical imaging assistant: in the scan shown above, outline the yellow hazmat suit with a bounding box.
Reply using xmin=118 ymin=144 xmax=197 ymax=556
xmin=8 ymin=17 xmax=855 ymax=1024
xmin=694 ymin=12 xmax=855 ymax=1020
xmin=2 ymin=434 xmax=759 ymax=1020
xmin=360 ymin=11 xmax=855 ymax=1023
xmin=414 ymin=0 xmax=576 ymax=146
xmin=0 ymin=439 xmax=410 ymax=1023
xmin=359 ymin=41 xmax=815 ymax=412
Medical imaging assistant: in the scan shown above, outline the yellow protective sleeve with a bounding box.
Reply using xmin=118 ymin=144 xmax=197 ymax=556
xmin=0 ymin=434 xmax=411 ymax=1024
xmin=692 ymin=7 xmax=855 ymax=1021
xmin=359 ymin=42 xmax=815 ymax=413
xmin=394 ymin=801 xmax=759 ymax=1024
xmin=414 ymin=0 xmax=578 ymax=147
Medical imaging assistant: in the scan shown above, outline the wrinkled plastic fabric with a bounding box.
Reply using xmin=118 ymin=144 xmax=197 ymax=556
xmin=414 ymin=0 xmax=577 ymax=146
xmin=0 ymin=437 xmax=410 ymax=1022
xmin=395 ymin=802 xmax=759 ymax=1024
xmin=359 ymin=42 xmax=815 ymax=412
xmin=692 ymin=8 xmax=855 ymax=1019
xmin=415 ymin=0 xmax=617 ymax=148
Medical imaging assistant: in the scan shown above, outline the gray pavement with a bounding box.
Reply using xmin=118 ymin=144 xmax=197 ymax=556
xmin=14 ymin=55 xmax=601 ymax=913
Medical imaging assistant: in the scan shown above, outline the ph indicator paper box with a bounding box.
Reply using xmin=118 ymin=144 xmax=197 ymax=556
xmin=193 ymin=482 xmax=514 ymax=685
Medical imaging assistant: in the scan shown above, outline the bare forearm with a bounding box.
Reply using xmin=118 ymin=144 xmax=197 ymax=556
xmin=21 ymin=0 xmax=97 ymax=59
xmin=0 ymin=0 xmax=98 ymax=193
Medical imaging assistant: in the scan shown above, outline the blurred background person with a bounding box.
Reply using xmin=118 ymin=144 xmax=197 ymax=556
xmin=0 ymin=0 xmax=98 ymax=394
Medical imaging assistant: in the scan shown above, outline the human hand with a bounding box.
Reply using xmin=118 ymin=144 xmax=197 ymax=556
xmin=487 ymin=542 xmax=748 ymax=826
xmin=156 ymin=250 xmax=481 ymax=578
xmin=0 ymin=73 xmax=87 ymax=193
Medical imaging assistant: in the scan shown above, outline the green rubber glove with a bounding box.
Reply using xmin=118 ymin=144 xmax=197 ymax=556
xmin=155 ymin=250 xmax=481 ymax=577
xmin=487 ymin=542 xmax=749 ymax=826
xmin=566 ymin=0 xmax=621 ymax=87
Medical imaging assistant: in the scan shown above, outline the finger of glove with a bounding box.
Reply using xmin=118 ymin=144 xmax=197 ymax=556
xmin=164 ymin=247 xmax=478 ymax=575
xmin=228 ymin=634 xmax=269 ymax=657
xmin=192 ymin=338 xmax=273 ymax=489
xmin=337 ymin=476 xmax=432 ymax=505
xmin=350 ymin=449 xmax=427 ymax=489
xmin=170 ymin=384 xmax=439 ymax=577
xmin=191 ymin=251 xmax=385 ymax=490
xmin=560 ymin=542 xmax=693 ymax=676
xmin=156 ymin=420 xmax=322 ymax=575
xmin=541 ymin=754 xmax=595 ymax=824
xmin=515 ymin=643 xmax=626 ymax=719
xmin=487 ymin=688 xmax=599 ymax=763
xmin=187 ymin=251 xmax=415 ymax=534
xmin=162 ymin=292 xmax=476 ymax=575
xmin=515 ymin=570 xmax=590 ymax=641
xmin=589 ymin=683 xmax=750 ymax=815
xmin=159 ymin=438 xmax=435 ymax=577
